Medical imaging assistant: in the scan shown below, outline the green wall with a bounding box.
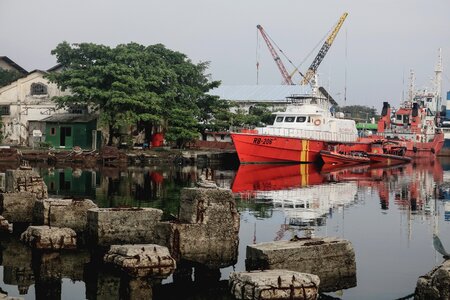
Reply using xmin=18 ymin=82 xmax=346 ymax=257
xmin=45 ymin=120 xmax=97 ymax=149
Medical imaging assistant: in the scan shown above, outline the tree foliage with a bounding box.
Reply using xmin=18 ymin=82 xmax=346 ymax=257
xmin=46 ymin=42 xmax=221 ymax=147
xmin=335 ymin=105 xmax=378 ymax=121
xmin=231 ymin=104 xmax=277 ymax=128
xmin=0 ymin=69 xmax=22 ymax=88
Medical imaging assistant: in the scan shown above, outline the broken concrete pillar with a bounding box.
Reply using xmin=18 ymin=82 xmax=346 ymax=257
xmin=415 ymin=259 xmax=450 ymax=299
xmin=179 ymin=187 xmax=239 ymax=227
xmin=0 ymin=192 xmax=36 ymax=223
xmin=155 ymin=187 xmax=239 ymax=268
xmin=229 ymin=270 xmax=320 ymax=300
xmin=20 ymin=226 xmax=77 ymax=250
xmin=33 ymin=198 xmax=98 ymax=232
xmin=245 ymin=237 xmax=356 ymax=292
xmin=104 ymin=244 xmax=176 ymax=278
xmin=156 ymin=222 xmax=238 ymax=268
xmin=5 ymin=169 xmax=48 ymax=200
xmin=87 ymin=207 xmax=162 ymax=246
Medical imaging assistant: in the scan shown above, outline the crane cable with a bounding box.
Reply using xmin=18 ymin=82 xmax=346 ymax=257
xmin=256 ymin=28 xmax=260 ymax=85
xmin=290 ymin=24 xmax=334 ymax=80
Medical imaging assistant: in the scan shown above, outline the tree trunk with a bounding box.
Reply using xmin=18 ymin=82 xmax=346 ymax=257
xmin=108 ymin=124 xmax=114 ymax=146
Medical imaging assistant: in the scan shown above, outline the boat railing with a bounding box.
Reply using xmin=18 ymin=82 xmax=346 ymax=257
xmin=256 ymin=127 xmax=358 ymax=142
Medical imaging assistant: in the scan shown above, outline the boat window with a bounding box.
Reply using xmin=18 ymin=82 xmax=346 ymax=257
xmin=296 ymin=116 xmax=307 ymax=123
xmin=396 ymin=115 xmax=402 ymax=121
xmin=285 ymin=117 xmax=295 ymax=122
xmin=276 ymin=116 xmax=284 ymax=122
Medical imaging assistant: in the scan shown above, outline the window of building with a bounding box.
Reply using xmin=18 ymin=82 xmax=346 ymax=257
xmin=276 ymin=117 xmax=284 ymax=122
xmin=0 ymin=105 xmax=10 ymax=116
xmin=220 ymin=134 xmax=225 ymax=140
xmin=50 ymin=127 xmax=56 ymax=135
xmin=296 ymin=116 xmax=307 ymax=122
xmin=30 ymin=83 xmax=48 ymax=95
xmin=285 ymin=116 xmax=295 ymax=122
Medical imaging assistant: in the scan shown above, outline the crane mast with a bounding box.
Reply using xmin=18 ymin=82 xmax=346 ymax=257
xmin=301 ymin=12 xmax=348 ymax=85
xmin=257 ymin=25 xmax=294 ymax=85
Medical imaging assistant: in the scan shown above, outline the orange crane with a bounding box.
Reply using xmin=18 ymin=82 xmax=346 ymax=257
xmin=256 ymin=24 xmax=294 ymax=85
xmin=300 ymin=12 xmax=348 ymax=85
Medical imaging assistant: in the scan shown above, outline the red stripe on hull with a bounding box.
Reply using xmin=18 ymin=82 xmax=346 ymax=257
xmin=231 ymin=133 xmax=325 ymax=163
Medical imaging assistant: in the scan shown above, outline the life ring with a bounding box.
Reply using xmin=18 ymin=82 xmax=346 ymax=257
xmin=314 ymin=119 xmax=321 ymax=126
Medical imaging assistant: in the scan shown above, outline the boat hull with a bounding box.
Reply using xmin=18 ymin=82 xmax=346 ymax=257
xmin=320 ymin=150 xmax=370 ymax=166
xmin=397 ymin=133 xmax=444 ymax=158
xmin=367 ymin=153 xmax=412 ymax=166
xmin=231 ymin=133 xmax=326 ymax=163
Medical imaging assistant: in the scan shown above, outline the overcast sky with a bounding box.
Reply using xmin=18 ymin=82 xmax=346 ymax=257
xmin=1 ymin=0 xmax=449 ymax=109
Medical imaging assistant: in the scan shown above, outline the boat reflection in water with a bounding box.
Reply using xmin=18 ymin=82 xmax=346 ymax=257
xmin=232 ymin=164 xmax=358 ymax=227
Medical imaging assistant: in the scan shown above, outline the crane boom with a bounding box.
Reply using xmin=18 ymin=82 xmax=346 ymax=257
xmin=301 ymin=12 xmax=348 ymax=85
xmin=257 ymin=25 xmax=294 ymax=85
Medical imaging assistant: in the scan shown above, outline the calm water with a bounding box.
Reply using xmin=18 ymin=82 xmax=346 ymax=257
xmin=1 ymin=157 xmax=450 ymax=299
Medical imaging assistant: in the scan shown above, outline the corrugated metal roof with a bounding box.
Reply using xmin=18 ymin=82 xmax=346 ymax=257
xmin=208 ymin=85 xmax=313 ymax=102
xmin=42 ymin=114 xmax=97 ymax=123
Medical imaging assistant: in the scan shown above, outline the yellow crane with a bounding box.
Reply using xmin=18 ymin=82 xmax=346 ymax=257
xmin=298 ymin=12 xmax=348 ymax=85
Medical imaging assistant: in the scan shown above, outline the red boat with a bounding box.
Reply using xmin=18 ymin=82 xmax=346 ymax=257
xmin=320 ymin=150 xmax=370 ymax=166
xmin=231 ymin=93 xmax=368 ymax=163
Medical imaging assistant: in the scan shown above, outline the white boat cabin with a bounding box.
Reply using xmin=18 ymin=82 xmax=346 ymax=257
xmin=256 ymin=95 xmax=359 ymax=143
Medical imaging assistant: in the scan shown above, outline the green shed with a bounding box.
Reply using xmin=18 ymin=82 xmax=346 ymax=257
xmin=42 ymin=114 xmax=98 ymax=149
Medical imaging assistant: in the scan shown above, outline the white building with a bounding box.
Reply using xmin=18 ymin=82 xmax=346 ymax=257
xmin=0 ymin=62 xmax=70 ymax=145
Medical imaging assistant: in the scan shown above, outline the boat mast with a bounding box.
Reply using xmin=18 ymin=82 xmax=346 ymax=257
xmin=408 ymin=69 xmax=415 ymax=103
xmin=434 ymin=48 xmax=443 ymax=114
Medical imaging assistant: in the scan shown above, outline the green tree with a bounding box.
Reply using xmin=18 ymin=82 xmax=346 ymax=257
xmin=335 ymin=105 xmax=378 ymax=121
xmin=0 ymin=69 xmax=22 ymax=88
xmin=230 ymin=103 xmax=277 ymax=128
xmin=46 ymin=42 xmax=220 ymax=147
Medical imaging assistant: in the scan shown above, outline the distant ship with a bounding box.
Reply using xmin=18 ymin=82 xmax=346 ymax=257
xmin=376 ymin=50 xmax=445 ymax=158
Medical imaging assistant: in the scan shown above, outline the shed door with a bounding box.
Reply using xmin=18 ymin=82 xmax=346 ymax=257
xmin=60 ymin=126 xmax=73 ymax=148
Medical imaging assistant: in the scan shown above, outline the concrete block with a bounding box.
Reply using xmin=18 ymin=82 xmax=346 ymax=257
xmin=104 ymin=244 xmax=176 ymax=278
xmin=179 ymin=187 xmax=238 ymax=224
xmin=20 ymin=226 xmax=77 ymax=250
xmin=0 ymin=192 xmax=36 ymax=223
xmin=229 ymin=269 xmax=319 ymax=300
xmin=87 ymin=207 xmax=162 ymax=246
xmin=155 ymin=222 xmax=238 ymax=268
xmin=245 ymin=237 xmax=356 ymax=292
xmin=33 ymin=198 xmax=98 ymax=232
xmin=415 ymin=259 xmax=450 ymax=299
